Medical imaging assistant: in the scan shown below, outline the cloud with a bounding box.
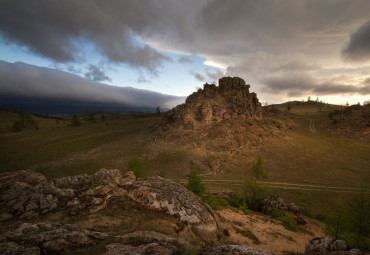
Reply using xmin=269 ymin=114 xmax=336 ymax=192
xmin=342 ymin=20 xmax=370 ymax=61
xmin=178 ymin=56 xmax=193 ymax=63
xmin=190 ymin=71 xmax=206 ymax=82
xmin=84 ymin=65 xmax=111 ymax=82
xmin=0 ymin=1 xmax=171 ymax=73
xmin=262 ymin=72 xmax=370 ymax=97
xmin=0 ymin=60 xmax=184 ymax=109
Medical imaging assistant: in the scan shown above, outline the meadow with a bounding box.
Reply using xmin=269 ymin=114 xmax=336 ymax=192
xmin=0 ymin=102 xmax=369 ymax=219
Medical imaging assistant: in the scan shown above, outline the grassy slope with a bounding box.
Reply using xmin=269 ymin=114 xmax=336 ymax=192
xmin=0 ymin=104 xmax=369 ymax=218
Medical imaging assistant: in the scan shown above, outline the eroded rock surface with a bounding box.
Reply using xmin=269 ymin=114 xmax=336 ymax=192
xmin=104 ymin=243 xmax=178 ymax=255
xmin=0 ymin=222 xmax=106 ymax=254
xmin=203 ymin=244 xmax=273 ymax=255
xmin=156 ymin=77 xmax=278 ymax=151
xmin=305 ymin=237 xmax=362 ymax=255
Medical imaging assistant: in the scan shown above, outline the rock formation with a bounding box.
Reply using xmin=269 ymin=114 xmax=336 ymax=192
xmin=156 ymin=77 xmax=276 ymax=150
xmin=305 ymin=237 xmax=362 ymax=255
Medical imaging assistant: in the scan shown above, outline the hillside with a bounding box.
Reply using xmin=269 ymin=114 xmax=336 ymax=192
xmin=0 ymin=77 xmax=369 ymax=253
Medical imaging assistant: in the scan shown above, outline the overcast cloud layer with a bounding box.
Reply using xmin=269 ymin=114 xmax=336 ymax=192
xmin=0 ymin=61 xmax=184 ymax=109
xmin=0 ymin=0 xmax=370 ymax=104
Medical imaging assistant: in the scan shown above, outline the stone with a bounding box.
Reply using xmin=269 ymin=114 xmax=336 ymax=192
xmin=296 ymin=214 xmax=308 ymax=225
xmin=0 ymin=241 xmax=40 ymax=255
xmin=203 ymin=244 xmax=273 ymax=255
xmin=127 ymin=177 xmax=220 ymax=242
xmin=1 ymin=222 xmax=106 ymax=253
xmin=305 ymin=237 xmax=348 ymax=254
xmin=104 ymin=243 xmax=178 ymax=255
xmin=261 ymin=195 xmax=289 ymax=215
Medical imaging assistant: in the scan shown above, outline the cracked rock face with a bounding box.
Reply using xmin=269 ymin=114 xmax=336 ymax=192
xmin=156 ymin=77 xmax=274 ymax=151
xmin=305 ymin=237 xmax=362 ymax=255
xmin=203 ymin=244 xmax=273 ymax=255
xmin=0 ymin=222 xmax=106 ymax=254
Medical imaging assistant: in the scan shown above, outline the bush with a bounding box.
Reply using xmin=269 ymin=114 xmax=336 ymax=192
xmin=186 ymin=166 xmax=205 ymax=196
xmin=202 ymin=193 xmax=228 ymax=210
xmin=281 ymin=214 xmax=297 ymax=232
xmin=239 ymin=200 xmax=251 ymax=215
xmin=242 ymin=179 xmax=268 ymax=211
xmin=158 ymin=170 xmax=166 ymax=178
xmin=270 ymin=205 xmax=281 ymax=219
xmin=229 ymin=189 xmax=243 ymax=208
xmin=127 ymin=155 xmax=146 ymax=178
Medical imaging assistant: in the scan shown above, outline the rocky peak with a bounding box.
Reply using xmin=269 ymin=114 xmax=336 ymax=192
xmin=163 ymin=77 xmax=262 ymax=130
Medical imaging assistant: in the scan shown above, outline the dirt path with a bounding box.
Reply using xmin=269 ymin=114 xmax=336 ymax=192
xmin=176 ymin=179 xmax=366 ymax=193
xmin=309 ymin=118 xmax=318 ymax=134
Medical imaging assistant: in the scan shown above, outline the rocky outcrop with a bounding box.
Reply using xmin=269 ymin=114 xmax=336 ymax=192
xmin=0 ymin=222 xmax=106 ymax=254
xmin=305 ymin=237 xmax=362 ymax=255
xmin=128 ymin=177 xmax=218 ymax=236
xmin=104 ymin=243 xmax=178 ymax=255
xmin=156 ymin=77 xmax=277 ymax=151
xmin=0 ymin=169 xmax=222 ymax=251
xmin=261 ymin=195 xmax=307 ymax=225
xmin=203 ymin=244 xmax=273 ymax=255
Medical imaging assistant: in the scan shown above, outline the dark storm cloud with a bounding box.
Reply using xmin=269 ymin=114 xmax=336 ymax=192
xmin=263 ymin=73 xmax=370 ymax=97
xmin=0 ymin=61 xmax=183 ymax=108
xmin=84 ymin=65 xmax=111 ymax=82
xmin=342 ymin=20 xmax=370 ymax=61
xmin=0 ymin=1 xmax=171 ymax=72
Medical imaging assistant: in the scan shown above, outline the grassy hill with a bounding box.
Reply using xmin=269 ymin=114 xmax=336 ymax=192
xmin=0 ymin=103 xmax=369 ymax=219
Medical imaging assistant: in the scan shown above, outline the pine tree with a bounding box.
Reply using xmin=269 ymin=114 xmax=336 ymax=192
xmin=186 ymin=166 xmax=205 ymax=196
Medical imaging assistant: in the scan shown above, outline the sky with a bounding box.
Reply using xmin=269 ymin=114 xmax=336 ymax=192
xmin=0 ymin=0 xmax=370 ymax=107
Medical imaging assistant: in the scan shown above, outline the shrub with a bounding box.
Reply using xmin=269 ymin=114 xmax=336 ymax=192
xmin=127 ymin=155 xmax=146 ymax=178
xmin=202 ymin=193 xmax=228 ymax=210
xmin=158 ymin=170 xmax=166 ymax=178
xmin=229 ymin=189 xmax=243 ymax=208
xmin=281 ymin=214 xmax=297 ymax=232
xmin=186 ymin=166 xmax=205 ymax=196
xmin=270 ymin=205 xmax=281 ymax=219
xmin=239 ymin=200 xmax=251 ymax=215
xmin=242 ymin=179 xmax=268 ymax=211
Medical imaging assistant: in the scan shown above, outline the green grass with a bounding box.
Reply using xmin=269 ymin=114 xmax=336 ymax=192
xmin=0 ymin=105 xmax=369 ymax=220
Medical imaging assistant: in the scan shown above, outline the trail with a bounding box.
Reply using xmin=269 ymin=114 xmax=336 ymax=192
xmin=309 ymin=118 xmax=318 ymax=134
xmin=175 ymin=179 xmax=367 ymax=193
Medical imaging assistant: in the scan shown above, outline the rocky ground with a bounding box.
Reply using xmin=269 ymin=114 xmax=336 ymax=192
xmin=1 ymin=168 xmax=366 ymax=255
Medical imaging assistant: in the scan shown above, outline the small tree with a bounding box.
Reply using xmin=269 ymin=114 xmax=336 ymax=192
xmin=251 ymin=155 xmax=268 ymax=185
xmin=186 ymin=166 xmax=205 ymax=196
xmin=70 ymin=114 xmax=81 ymax=127
xmin=88 ymin=113 xmax=96 ymax=123
xmin=127 ymin=155 xmax=146 ymax=178
xmin=347 ymin=187 xmax=370 ymax=249
xmin=326 ymin=203 xmax=349 ymax=240
xmin=287 ymin=103 xmax=291 ymax=111
xmin=156 ymin=106 xmax=161 ymax=116
xmin=11 ymin=119 xmax=22 ymax=132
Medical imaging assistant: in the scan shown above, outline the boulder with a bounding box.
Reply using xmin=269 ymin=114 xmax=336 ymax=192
xmin=104 ymin=243 xmax=178 ymax=255
xmin=305 ymin=237 xmax=358 ymax=255
xmin=127 ymin=177 xmax=220 ymax=242
xmin=203 ymin=244 xmax=273 ymax=255
xmin=0 ymin=222 xmax=106 ymax=253
xmin=260 ymin=195 xmax=289 ymax=215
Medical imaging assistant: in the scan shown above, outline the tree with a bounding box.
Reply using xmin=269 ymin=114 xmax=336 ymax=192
xmin=11 ymin=120 xmax=22 ymax=132
xmin=287 ymin=103 xmax=291 ymax=111
xmin=70 ymin=114 xmax=81 ymax=127
xmin=186 ymin=166 xmax=205 ymax=196
xmin=251 ymin=155 xmax=268 ymax=185
xmin=127 ymin=155 xmax=146 ymax=178
xmin=156 ymin=106 xmax=161 ymax=116
xmin=88 ymin=113 xmax=96 ymax=123
xmin=242 ymin=156 xmax=268 ymax=210
xmin=326 ymin=203 xmax=349 ymax=240
xmin=347 ymin=187 xmax=370 ymax=249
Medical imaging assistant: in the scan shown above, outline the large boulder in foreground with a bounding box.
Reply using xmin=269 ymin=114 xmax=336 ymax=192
xmin=0 ymin=169 xmax=221 ymax=243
